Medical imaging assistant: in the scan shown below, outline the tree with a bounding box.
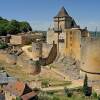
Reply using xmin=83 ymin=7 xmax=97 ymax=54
xmin=83 ymin=74 xmax=92 ymax=96
xmin=83 ymin=74 xmax=88 ymax=96
xmin=0 ymin=16 xmax=32 ymax=35
xmin=0 ymin=17 xmax=3 ymax=20
xmin=6 ymin=20 xmax=20 ymax=34
xmin=98 ymin=95 xmax=100 ymax=100
xmin=0 ymin=26 xmax=7 ymax=36
xmin=10 ymin=20 xmax=20 ymax=31
xmin=6 ymin=23 xmax=19 ymax=35
xmin=19 ymin=21 xmax=32 ymax=32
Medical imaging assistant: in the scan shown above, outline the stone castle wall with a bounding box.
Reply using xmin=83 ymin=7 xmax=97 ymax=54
xmin=47 ymin=29 xmax=81 ymax=61
xmin=0 ymin=51 xmax=41 ymax=75
xmin=32 ymin=42 xmax=42 ymax=60
xmin=81 ymin=37 xmax=100 ymax=81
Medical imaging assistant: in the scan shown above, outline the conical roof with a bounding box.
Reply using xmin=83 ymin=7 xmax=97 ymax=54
xmin=55 ymin=7 xmax=70 ymax=18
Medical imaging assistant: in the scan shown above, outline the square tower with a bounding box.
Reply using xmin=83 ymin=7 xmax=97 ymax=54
xmin=54 ymin=7 xmax=78 ymax=31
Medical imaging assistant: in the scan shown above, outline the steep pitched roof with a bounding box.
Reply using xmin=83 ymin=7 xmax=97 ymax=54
xmin=55 ymin=7 xmax=70 ymax=18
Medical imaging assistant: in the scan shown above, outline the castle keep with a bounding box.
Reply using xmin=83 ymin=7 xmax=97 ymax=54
xmin=47 ymin=7 xmax=88 ymax=61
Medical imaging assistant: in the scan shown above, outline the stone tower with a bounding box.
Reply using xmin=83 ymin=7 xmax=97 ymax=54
xmin=47 ymin=7 xmax=87 ymax=61
xmin=54 ymin=6 xmax=78 ymax=31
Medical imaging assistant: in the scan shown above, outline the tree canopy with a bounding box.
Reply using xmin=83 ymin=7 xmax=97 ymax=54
xmin=0 ymin=17 xmax=32 ymax=36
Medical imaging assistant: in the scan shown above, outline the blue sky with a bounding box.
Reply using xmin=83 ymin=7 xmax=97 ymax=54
xmin=0 ymin=0 xmax=100 ymax=31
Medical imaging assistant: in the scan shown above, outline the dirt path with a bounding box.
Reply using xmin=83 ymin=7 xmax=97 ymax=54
xmin=22 ymin=45 xmax=33 ymax=58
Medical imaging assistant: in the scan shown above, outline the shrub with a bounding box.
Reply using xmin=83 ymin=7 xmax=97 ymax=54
xmin=42 ymin=80 xmax=49 ymax=87
xmin=98 ymin=95 xmax=100 ymax=100
xmin=16 ymin=97 xmax=21 ymax=100
xmin=53 ymin=95 xmax=60 ymax=100
xmin=64 ymin=87 xmax=73 ymax=97
xmin=0 ymin=42 xmax=8 ymax=49
xmin=92 ymin=92 xmax=97 ymax=98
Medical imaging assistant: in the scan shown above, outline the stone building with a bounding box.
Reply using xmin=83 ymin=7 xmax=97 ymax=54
xmin=47 ymin=7 xmax=85 ymax=60
xmin=10 ymin=34 xmax=33 ymax=45
xmin=0 ymin=35 xmax=11 ymax=43
xmin=10 ymin=33 xmax=43 ymax=46
xmin=32 ymin=41 xmax=42 ymax=60
xmin=53 ymin=6 xmax=78 ymax=30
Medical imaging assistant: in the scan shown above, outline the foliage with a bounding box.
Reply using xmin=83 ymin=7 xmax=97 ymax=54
xmin=41 ymin=79 xmax=49 ymax=87
xmin=98 ymin=95 xmax=100 ymax=100
xmin=52 ymin=95 xmax=60 ymax=100
xmin=19 ymin=21 xmax=32 ymax=32
xmin=0 ymin=26 xmax=6 ymax=36
xmin=64 ymin=87 xmax=73 ymax=97
xmin=0 ymin=42 xmax=8 ymax=49
xmin=92 ymin=92 xmax=97 ymax=98
xmin=83 ymin=74 xmax=89 ymax=96
xmin=0 ymin=17 xmax=32 ymax=35
xmin=38 ymin=92 xmax=52 ymax=100
xmin=16 ymin=97 xmax=21 ymax=100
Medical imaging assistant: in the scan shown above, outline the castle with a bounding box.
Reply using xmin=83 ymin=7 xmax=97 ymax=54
xmin=47 ymin=7 xmax=89 ymax=61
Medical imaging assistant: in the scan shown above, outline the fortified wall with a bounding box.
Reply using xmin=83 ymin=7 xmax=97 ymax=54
xmin=81 ymin=37 xmax=100 ymax=81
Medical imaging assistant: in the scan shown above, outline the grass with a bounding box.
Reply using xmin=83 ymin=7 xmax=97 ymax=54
xmin=0 ymin=60 xmax=71 ymax=87
xmin=39 ymin=91 xmax=97 ymax=100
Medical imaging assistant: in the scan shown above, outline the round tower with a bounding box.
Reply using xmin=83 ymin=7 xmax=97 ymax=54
xmin=81 ymin=38 xmax=100 ymax=81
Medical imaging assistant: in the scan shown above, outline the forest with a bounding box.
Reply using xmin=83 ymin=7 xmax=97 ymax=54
xmin=0 ymin=17 xmax=32 ymax=36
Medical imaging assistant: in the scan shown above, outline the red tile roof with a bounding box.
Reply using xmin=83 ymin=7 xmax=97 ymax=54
xmin=4 ymin=81 xmax=32 ymax=96
xmin=5 ymin=81 xmax=25 ymax=96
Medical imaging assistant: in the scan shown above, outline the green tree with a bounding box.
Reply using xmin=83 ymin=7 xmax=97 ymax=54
xmin=92 ymin=92 xmax=97 ymax=99
xmin=98 ymin=95 xmax=100 ymax=100
xmin=16 ymin=97 xmax=21 ymax=100
xmin=0 ymin=17 xmax=3 ymax=20
xmin=0 ymin=16 xmax=32 ymax=35
xmin=19 ymin=21 xmax=32 ymax=32
xmin=83 ymin=74 xmax=90 ymax=96
xmin=6 ymin=20 xmax=21 ymax=34
xmin=10 ymin=20 xmax=20 ymax=31
xmin=0 ymin=26 xmax=6 ymax=36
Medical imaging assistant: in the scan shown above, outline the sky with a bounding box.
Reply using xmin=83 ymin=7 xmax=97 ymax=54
xmin=0 ymin=0 xmax=100 ymax=31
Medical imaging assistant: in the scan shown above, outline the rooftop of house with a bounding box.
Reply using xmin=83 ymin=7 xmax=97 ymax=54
xmin=21 ymin=91 xmax=38 ymax=100
xmin=4 ymin=81 xmax=25 ymax=96
xmin=4 ymin=81 xmax=38 ymax=99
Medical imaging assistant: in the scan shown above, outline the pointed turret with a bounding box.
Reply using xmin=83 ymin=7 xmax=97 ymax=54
xmin=55 ymin=6 xmax=71 ymax=18
xmin=54 ymin=7 xmax=78 ymax=29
